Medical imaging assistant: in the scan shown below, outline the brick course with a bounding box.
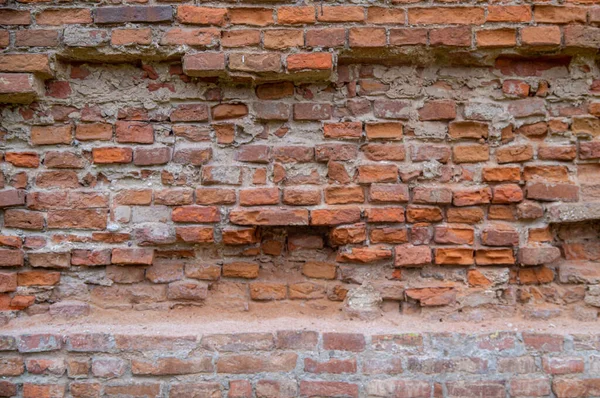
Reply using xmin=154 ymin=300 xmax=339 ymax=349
xmin=0 ymin=330 xmax=596 ymax=397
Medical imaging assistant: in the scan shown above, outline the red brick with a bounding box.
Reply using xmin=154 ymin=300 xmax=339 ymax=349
xmin=406 ymin=205 xmax=443 ymax=223
xmin=365 ymin=122 xmax=403 ymax=140
xmin=229 ymin=8 xmax=273 ymax=26
xmin=394 ymin=244 xmax=432 ymax=267
xmin=521 ymin=26 xmax=561 ymax=46
xmin=15 ymin=29 xmax=59 ymax=47
xmin=111 ymin=248 xmax=154 ymax=265
xmin=17 ymin=271 xmax=60 ymax=286
xmin=282 ymin=188 xmax=321 ymax=206
xmin=310 ymin=207 xmax=361 ymax=226
xmin=92 ymin=147 xmax=132 ymax=164
xmin=47 ymin=209 xmax=107 ymax=230
xmin=367 ymin=7 xmax=405 ymax=24
xmin=75 ymin=123 xmax=112 ymax=141
xmin=212 ymin=103 xmax=248 ymax=120
xmin=305 ymin=358 xmax=357 ymax=374
xmin=22 ymin=383 xmax=65 ymax=398
xmin=132 ymin=356 xmax=213 ymax=375
xmin=222 ymin=29 xmax=260 ymax=47
xmin=523 ymin=333 xmax=564 ymax=352
xmin=4 ymin=209 xmax=44 ymax=230
xmin=103 ymin=383 xmax=161 ymax=397
xmin=0 ymin=273 xmax=17 ymax=292
xmin=408 ymin=7 xmax=485 ymax=24
xmin=337 ymin=245 xmax=392 ymax=263
xmin=172 ymin=206 xmax=220 ymax=223
xmin=229 ymin=53 xmax=281 ymax=73
xmin=217 ymin=352 xmax=297 ymax=373
xmin=325 ymin=186 xmax=364 ymax=205
xmin=170 ymin=104 xmax=209 ymax=122
xmin=111 ymin=28 xmax=152 ymax=46
xmin=294 ymin=103 xmax=332 ymax=120
xmin=0 ymin=54 xmax=52 ymax=77
xmin=323 ymin=333 xmax=365 ymax=352
xmin=390 ymin=28 xmax=428 ymax=45
xmin=240 ymin=188 xmax=279 ymax=206
xmin=37 ymin=8 xmax=92 ymax=25
xmin=446 ymin=381 xmax=505 ymax=398
xmin=305 ymin=29 xmax=346 ymax=47
xmin=94 ymin=6 xmax=172 ymax=23
xmin=31 ymin=124 xmax=72 ymax=145
xmin=323 ymin=122 xmax=362 ymax=139
xmin=449 ymin=121 xmax=488 ymax=139
xmin=453 ymin=145 xmax=490 ymax=163
xmin=0 ymin=9 xmax=30 ymax=25
xmin=229 ymin=380 xmax=251 ymax=398
xmin=5 ymin=152 xmax=39 ymax=168
xmin=431 ymin=27 xmax=472 ymax=47
xmin=367 ymin=380 xmax=430 ymax=397
xmin=488 ymin=5 xmax=532 ymax=22
xmin=275 ymin=6 xmax=314 ymax=24
xmin=160 ymin=28 xmax=219 ymax=47
xmin=317 ymin=6 xmax=364 ymax=22
xmin=526 ymin=182 xmax=579 ymax=202
xmin=264 ymin=29 xmax=303 ymax=49
xmin=183 ymin=53 xmax=225 ymax=76
xmin=115 ymin=121 xmax=154 ymax=144
xmin=177 ymin=6 xmax=227 ymax=26
xmin=349 ymin=27 xmax=386 ymax=47
xmin=276 ymin=330 xmax=318 ymax=350
xmin=542 ymin=357 xmax=584 ymax=375
xmin=435 ymin=248 xmax=474 ymax=265
xmin=230 ymin=208 xmax=309 ymax=226
xmin=496 ymin=144 xmax=534 ymax=163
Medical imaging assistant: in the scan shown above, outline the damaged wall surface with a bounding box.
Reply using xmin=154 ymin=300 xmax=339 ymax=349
xmin=1 ymin=1 xmax=600 ymax=396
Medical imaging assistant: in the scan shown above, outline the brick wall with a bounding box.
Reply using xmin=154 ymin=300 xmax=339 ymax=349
xmin=1 ymin=329 xmax=600 ymax=397
xmin=1 ymin=0 xmax=600 ymax=331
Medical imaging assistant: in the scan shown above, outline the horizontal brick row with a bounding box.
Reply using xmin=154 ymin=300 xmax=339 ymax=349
xmin=2 ymin=5 xmax=600 ymax=26
xmin=2 ymin=26 xmax=599 ymax=49
xmin=1 ymin=28 xmax=599 ymax=66
xmin=0 ymin=331 xmax=598 ymax=397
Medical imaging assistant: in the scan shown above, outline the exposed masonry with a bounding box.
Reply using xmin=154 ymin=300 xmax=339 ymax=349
xmin=1 ymin=331 xmax=600 ymax=398
xmin=1 ymin=55 xmax=600 ymax=322
xmin=1 ymin=0 xmax=600 ymax=323
xmin=1 ymin=0 xmax=600 ymax=396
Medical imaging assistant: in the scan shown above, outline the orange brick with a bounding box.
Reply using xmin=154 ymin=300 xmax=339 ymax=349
xmin=176 ymin=6 xmax=227 ymax=26
xmin=477 ymin=29 xmax=516 ymax=47
xmin=408 ymin=7 xmax=485 ymax=25
xmin=264 ymin=29 xmax=303 ymax=49
xmin=111 ymin=29 xmax=152 ymax=46
xmin=277 ymin=6 xmax=315 ymax=24
xmin=367 ymin=7 xmax=405 ymax=24
xmin=229 ymin=8 xmax=273 ymax=26
xmin=317 ymin=6 xmax=365 ymax=22
xmin=349 ymin=28 xmax=386 ymax=47
xmin=534 ymin=6 xmax=587 ymax=24
xmin=521 ymin=26 xmax=561 ymax=46
xmin=487 ymin=5 xmax=532 ymax=22
xmin=92 ymin=147 xmax=133 ymax=164
xmin=222 ymin=30 xmax=261 ymax=47
xmin=36 ymin=9 xmax=92 ymax=25
xmin=287 ymin=53 xmax=332 ymax=71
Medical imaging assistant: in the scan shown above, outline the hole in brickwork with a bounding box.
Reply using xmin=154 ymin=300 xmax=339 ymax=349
xmin=554 ymin=222 xmax=600 ymax=263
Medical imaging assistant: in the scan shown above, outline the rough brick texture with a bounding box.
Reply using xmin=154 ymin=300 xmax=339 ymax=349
xmin=1 ymin=0 xmax=600 ymax=387
xmin=0 ymin=329 xmax=596 ymax=397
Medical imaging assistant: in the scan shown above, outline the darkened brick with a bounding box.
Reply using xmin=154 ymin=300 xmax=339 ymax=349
xmin=94 ymin=6 xmax=173 ymax=24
